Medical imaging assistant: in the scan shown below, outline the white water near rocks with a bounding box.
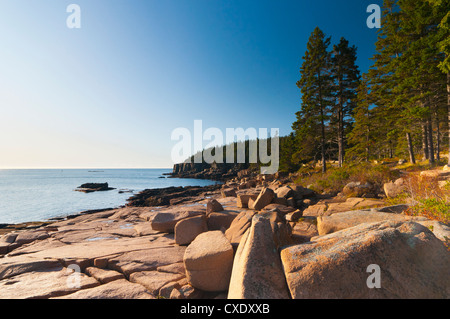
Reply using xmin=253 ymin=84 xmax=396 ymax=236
xmin=0 ymin=169 xmax=219 ymax=224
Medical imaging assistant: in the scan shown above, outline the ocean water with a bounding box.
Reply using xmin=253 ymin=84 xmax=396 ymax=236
xmin=0 ymin=169 xmax=219 ymax=224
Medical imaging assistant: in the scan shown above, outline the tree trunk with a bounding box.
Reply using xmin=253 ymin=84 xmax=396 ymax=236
xmin=338 ymin=78 xmax=344 ymax=168
xmin=318 ymin=71 xmax=327 ymax=173
xmin=338 ymin=106 xmax=344 ymax=167
xmin=366 ymin=105 xmax=370 ymax=162
xmin=389 ymin=140 xmax=393 ymax=159
xmin=365 ymin=130 xmax=370 ymax=162
xmin=406 ymin=132 xmax=416 ymax=164
xmin=422 ymin=122 xmax=429 ymax=160
xmin=321 ymin=107 xmax=327 ymax=173
xmin=435 ymin=110 xmax=440 ymax=162
xmin=427 ymin=117 xmax=435 ymax=164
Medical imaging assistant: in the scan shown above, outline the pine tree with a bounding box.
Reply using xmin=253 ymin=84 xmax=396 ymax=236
xmin=279 ymin=133 xmax=299 ymax=172
xmin=359 ymin=0 xmax=448 ymax=164
xmin=395 ymin=0 xmax=447 ymax=164
xmin=427 ymin=0 xmax=450 ymax=164
xmin=346 ymin=77 xmax=372 ymax=162
xmin=364 ymin=0 xmax=405 ymax=160
xmin=294 ymin=27 xmax=333 ymax=173
xmin=331 ymin=37 xmax=361 ymax=167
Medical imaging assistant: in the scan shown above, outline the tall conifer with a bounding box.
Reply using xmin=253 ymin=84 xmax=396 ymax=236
xmin=294 ymin=27 xmax=333 ymax=173
xmin=331 ymin=37 xmax=361 ymax=167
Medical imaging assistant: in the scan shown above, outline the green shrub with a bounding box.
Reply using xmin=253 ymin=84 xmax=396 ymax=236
xmin=406 ymin=198 xmax=450 ymax=225
xmin=295 ymin=162 xmax=397 ymax=195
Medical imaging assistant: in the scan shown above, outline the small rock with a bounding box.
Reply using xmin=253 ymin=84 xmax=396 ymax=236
xmin=251 ymin=187 xmax=275 ymax=211
xmin=174 ymin=215 xmax=208 ymax=246
xmin=207 ymin=211 xmax=239 ymax=231
xmin=285 ymin=209 xmax=303 ymax=222
xmin=383 ymin=178 xmax=407 ymax=198
xmin=169 ymin=288 xmax=185 ymax=299
xmin=261 ymin=203 xmax=295 ymax=215
xmin=302 ymin=204 xmax=328 ymax=217
xmin=159 ymin=280 xmax=183 ymax=298
xmin=378 ymin=204 xmax=409 ymax=214
xmin=93 ymin=258 xmax=109 ymax=269
xmin=206 ymin=199 xmax=224 ymax=215
xmin=342 ymin=182 xmax=374 ymax=198
xmin=236 ymin=194 xmax=258 ymax=208
xmin=151 ymin=210 xmax=204 ymax=233
xmin=274 ymin=186 xmax=295 ymax=199
xmin=178 ymin=284 xmax=204 ymax=299
xmin=184 ymin=231 xmax=234 ymax=292
xmin=221 ymin=188 xmax=237 ymax=198
xmin=225 ymin=211 xmax=257 ymax=249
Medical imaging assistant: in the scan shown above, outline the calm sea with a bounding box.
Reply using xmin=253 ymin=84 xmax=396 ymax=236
xmin=0 ymin=169 xmax=219 ymax=224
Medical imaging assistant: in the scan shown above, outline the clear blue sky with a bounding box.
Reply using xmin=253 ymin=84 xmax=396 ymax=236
xmin=0 ymin=0 xmax=383 ymax=169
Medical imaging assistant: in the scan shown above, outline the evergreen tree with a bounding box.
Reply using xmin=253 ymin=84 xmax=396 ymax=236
xmin=358 ymin=0 xmax=448 ymax=164
xmin=331 ymin=37 xmax=361 ymax=167
xmin=395 ymin=0 xmax=447 ymax=163
xmin=279 ymin=133 xmax=299 ymax=172
xmin=346 ymin=77 xmax=372 ymax=162
xmin=294 ymin=27 xmax=333 ymax=173
xmin=291 ymin=0 xmax=448 ymax=169
xmin=364 ymin=0 xmax=405 ymax=160
xmin=427 ymin=0 xmax=450 ymax=164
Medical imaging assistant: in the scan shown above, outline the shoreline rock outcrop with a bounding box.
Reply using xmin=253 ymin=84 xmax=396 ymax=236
xmin=170 ymin=162 xmax=249 ymax=181
xmin=126 ymin=185 xmax=221 ymax=207
xmin=1 ymin=168 xmax=449 ymax=299
xmin=75 ymin=183 xmax=116 ymax=193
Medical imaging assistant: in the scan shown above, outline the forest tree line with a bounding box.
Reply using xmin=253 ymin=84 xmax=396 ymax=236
xmin=281 ymin=0 xmax=450 ymax=173
xmin=184 ymin=0 xmax=449 ymax=175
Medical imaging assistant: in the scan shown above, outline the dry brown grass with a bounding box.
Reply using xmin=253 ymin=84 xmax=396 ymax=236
xmin=399 ymin=173 xmax=450 ymax=225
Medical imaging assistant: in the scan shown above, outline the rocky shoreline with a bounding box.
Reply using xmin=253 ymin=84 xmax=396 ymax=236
xmin=168 ymin=162 xmax=252 ymax=181
xmin=0 ymin=168 xmax=449 ymax=299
